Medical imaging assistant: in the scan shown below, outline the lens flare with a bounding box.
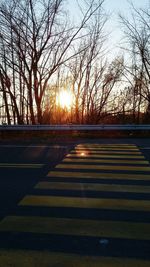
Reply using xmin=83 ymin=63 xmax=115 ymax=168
xmin=57 ymin=90 xmax=73 ymax=109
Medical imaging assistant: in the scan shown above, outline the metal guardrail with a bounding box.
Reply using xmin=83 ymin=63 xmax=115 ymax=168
xmin=0 ymin=124 xmax=150 ymax=131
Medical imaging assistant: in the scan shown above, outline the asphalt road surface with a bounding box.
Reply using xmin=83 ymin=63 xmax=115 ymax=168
xmin=0 ymin=138 xmax=150 ymax=266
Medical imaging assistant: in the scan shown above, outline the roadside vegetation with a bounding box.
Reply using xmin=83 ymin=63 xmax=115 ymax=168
xmin=0 ymin=0 xmax=150 ymax=125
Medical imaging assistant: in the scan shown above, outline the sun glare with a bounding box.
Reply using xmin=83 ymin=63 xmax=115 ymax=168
xmin=57 ymin=90 xmax=73 ymax=109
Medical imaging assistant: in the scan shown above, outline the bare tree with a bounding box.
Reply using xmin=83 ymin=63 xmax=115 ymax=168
xmin=0 ymin=0 xmax=106 ymax=124
xmin=119 ymin=3 xmax=150 ymax=122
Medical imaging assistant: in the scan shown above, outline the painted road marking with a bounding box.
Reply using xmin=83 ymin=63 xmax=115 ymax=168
xmin=35 ymin=181 xmax=150 ymax=193
xmin=0 ymin=251 xmax=149 ymax=267
xmin=19 ymin=195 xmax=150 ymax=212
xmin=63 ymin=158 xmax=149 ymax=165
xmin=66 ymin=154 xmax=145 ymax=159
xmin=0 ymin=163 xmax=44 ymax=168
xmin=56 ymin=164 xmax=150 ymax=172
xmin=0 ymin=142 xmax=149 ymax=264
xmin=76 ymin=146 xmax=138 ymax=150
xmin=76 ymin=144 xmax=137 ymax=147
xmin=1 ymin=215 xmax=150 ymax=240
xmin=71 ymin=150 xmax=142 ymax=155
xmin=47 ymin=171 xmax=150 ymax=180
xmin=77 ymin=144 xmax=137 ymax=146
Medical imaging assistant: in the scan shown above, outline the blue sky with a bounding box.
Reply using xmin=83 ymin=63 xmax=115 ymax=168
xmin=104 ymin=0 xmax=148 ymax=12
xmin=68 ymin=0 xmax=149 ymax=19
xmin=68 ymin=0 xmax=149 ymax=57
xmin=104 ymin=0 xmax=149 ymax=55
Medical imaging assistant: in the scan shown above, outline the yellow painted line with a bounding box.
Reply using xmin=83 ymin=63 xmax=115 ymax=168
xmin=35 ymin=181 xmax=150 ymax=193
xmin=56 ymin=164 xmax=150 ymax=172
xmin=0 ymin=251 xmax=149 ymax=267
xmin=63 ymin=158 xmax=149 ymax=165
xmin=76 ymin=143 xmax=138 ymax=147
xmin=19 ymin=195 xmax=150 ymax=212
xmin=77 ymin=145 xmax=138 ymax=148
xmin=76 ymin=147 xmax=139 ymax=150
xmin=71 ymin=150 xmax=142 ymax=155
xmin=75 ymin=147 xmax=139 ymax=151
xmin=0 ymin=163 xmax=43 ymax=168
xmin=77 ymin=143 xmax=137 ymax=146
xmin=47 ymin=171 xmax=150 ymax=180
xmin=1 ymin=215 xmax=150 ymax=240
xmin=67 ymin=154 xmax=145 ymax=159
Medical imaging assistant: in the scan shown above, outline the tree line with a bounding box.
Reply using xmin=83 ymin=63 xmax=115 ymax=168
xmin=0 ymin=0 xmax=150 ymax=124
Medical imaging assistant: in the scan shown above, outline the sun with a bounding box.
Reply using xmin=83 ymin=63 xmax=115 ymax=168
xmin=56 ymin=90 xmax=73 ymax=109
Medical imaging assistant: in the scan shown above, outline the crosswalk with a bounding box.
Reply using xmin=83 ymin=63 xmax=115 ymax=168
xmin=0 ymin=143 xmax=150 ymax=266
